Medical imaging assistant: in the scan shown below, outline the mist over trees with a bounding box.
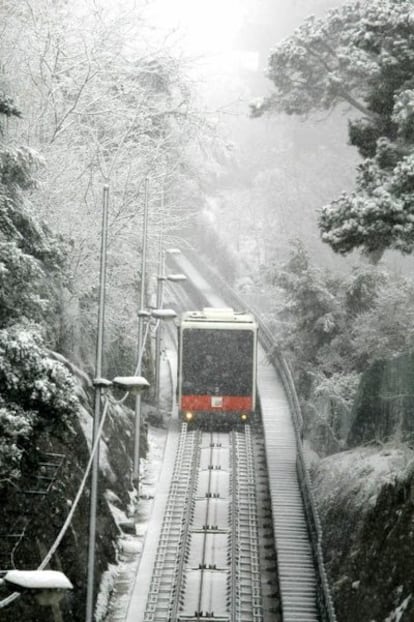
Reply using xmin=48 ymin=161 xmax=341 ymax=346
xmin=262 ymin=241 xmax=414 ymax=452
xmin=1 ymin=2 xmax=414 ymax=619
xmin=0 ymin=0 xmax=219 ymax=374
xmin=199 ymin=0 xmax=359 ymax=274
xmin=254 ymin=0 xmax=414 ymax=263
xmin=0 ymin=87 xmax=79 ymax=485
xmin=231 ymin=0 xmax=414 ymax=457
xmin=2 ymin=0 xmax=413 ymax=467
xmin=0 ymin=0 xmax=224 ymax=486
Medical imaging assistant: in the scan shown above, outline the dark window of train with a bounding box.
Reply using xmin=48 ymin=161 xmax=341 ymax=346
xmin=181 ymin=328 xmax=254 ymax=395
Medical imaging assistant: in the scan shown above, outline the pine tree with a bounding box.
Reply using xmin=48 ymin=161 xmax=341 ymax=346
xmin=254 ymin=0 xmax=414 ymax=261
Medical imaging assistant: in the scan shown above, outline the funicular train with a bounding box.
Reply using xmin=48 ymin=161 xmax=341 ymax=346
xmin=177 ymin=307 xmax=258 ymax=425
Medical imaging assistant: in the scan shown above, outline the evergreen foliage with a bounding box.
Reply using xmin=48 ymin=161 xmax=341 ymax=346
xmin=0 ymin=0 xmax=212 ymax=373
xmin=0 ymin=142 xmax=67 ymax=331
xmin=0 ymin=91 xmax=21 ymax=123
xmin=0 ymin=199 xmax=67 ymax=330
xmin=0 ymin=325 xmax=78 ymax=422
xmin=0 ymin=88 xmax=76 ymax=484
xmin=0 ymin=400 xmax=34 ymax=483
xmin=255 ymin=0 xmax=414 ymax=260
xmin=266 ymin=243 xmax=414 ymax=452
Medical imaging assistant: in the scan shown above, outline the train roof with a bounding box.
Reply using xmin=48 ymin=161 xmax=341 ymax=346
xmin=181 ymin=307 xmax=257 ymax=326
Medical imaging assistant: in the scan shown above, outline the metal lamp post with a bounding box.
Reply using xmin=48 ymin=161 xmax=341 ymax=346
xmin=84 ymin=181 xmax=153 ymax=621
xmin=131 ymin=307 xmax=176 ymax=491
xmin=152 ymin=199 xmax=185 ymax=409
xmin=86 ymin=185 xmax=109 ymax=622
xmin=86 ymin=372 xmax=150 ymax=622
xmin=133 ymin=178 xmax=150 ymax=487
xmin=132 ymin=179 xmax=180 ymax=490
xmin=154 ymin=270 xmax=186 ymax=407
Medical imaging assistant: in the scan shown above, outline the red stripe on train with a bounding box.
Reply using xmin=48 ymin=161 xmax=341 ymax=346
xmin=181 ymin=395 xmax=253 ymax=412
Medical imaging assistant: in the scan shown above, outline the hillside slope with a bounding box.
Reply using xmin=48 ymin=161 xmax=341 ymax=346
xmin=0 ymin=365 xmax=140 ymax=622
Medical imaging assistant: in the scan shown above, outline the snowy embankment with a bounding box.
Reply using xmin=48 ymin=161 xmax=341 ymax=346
xmin=312 ymin=445 xmax=414 ymax=622
xmin=97 ymin=426 xmax=167 ymax=622
xmin=313 ymin=445 xmax=414 ymax=512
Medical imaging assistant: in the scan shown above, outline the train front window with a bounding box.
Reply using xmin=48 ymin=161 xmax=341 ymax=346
xmin=182 ymin=328 xmax=254 ymax=395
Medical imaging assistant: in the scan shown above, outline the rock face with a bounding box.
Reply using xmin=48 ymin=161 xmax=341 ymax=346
xmin=0 ymin=381 xmax=141 ymax=622
xmin=311 ymin=351 xmax=414 ymax=620
xmin=313 ymin=446 xmax=414 ymax=622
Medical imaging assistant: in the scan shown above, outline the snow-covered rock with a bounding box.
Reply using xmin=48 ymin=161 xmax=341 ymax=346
xmin=313 ymin=444 xmax=414 ymax=621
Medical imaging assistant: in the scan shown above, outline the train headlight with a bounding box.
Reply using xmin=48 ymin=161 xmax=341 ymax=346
xmin=185 ymin=412 xmax=193 ymax=421
xmin=240 ymin=413 xmax=248 ymax=422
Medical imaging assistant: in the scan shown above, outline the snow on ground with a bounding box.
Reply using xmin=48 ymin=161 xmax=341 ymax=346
xmin=96 ymin=564 xmax=118 ymax=622
xmin=313 ymin=444 xmax=414 ymax=512
xmin=100 ymin=424 xmax=168 ymax=622
xmin=385 ymin=593 xmax=413 ymax=622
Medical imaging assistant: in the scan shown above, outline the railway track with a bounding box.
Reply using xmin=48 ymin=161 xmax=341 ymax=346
xmin=164 ymin=249 xmax=337 ymax=621
xmin=121 ymin=247 xmax=335 ymax=622
xmin=143 ymin=424 xmax=265 ymax=622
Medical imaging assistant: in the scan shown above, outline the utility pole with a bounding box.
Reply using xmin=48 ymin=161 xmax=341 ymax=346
xmin=86 ymin=185 xmax=109 ymax=622
xmin=133 ymin=177 xmax=150 ymax=489
xmin=154 ymin=186 xmax=165 ymax=408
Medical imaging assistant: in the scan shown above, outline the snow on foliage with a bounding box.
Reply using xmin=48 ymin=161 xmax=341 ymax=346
xmin=0 ymin=325 xmax=79 ymax=420
xmin=256 ymin=0 xmax=414 ymax=259
xmin=393 ymin=89 xmax=414 ymax=139
xmin=265 ymin=243 xmax=414 ymax=454
xmin=386 ymin=595 xmax=413 ymax=622
xmin=255 ymin=0 xmax=414 ymax=118
xmin=0 ymin=142 xmax=66 ymax=331
xmin=0 ymin=325 xmax=79 ymax=484
xmin=0 ymin=145 xmax=42 ymax=191
xmin=0 ymin=401 xmax=35 ymax=482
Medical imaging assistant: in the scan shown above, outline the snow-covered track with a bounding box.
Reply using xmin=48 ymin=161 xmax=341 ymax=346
xmin=144 ymin=424 xmax=201 ymax=622
xmin=231 ymin=426 xmax=263 ymax=622
xmin=142 ymin=426 xmax=264 ymax=622
xmin=177 ymin=430 xmax=232 ymax=621
xmin=167 ymin=248 xmax=337 ymax=622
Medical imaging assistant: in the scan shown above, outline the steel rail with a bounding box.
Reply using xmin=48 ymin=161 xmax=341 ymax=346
xmin=230 ymin=427 xmax=263 ymax=622
xmin=144 ymin=424 xmax=201 ymax=622
xmin=229 ymin=432 xmax=239 ymax=622
xmin=169 ymin=431 xmax=202 ymax=622
xmin=195 ymin=432 xmax=216 ymax=618
xmin=178 ymin=431 xmax=233 ymax=621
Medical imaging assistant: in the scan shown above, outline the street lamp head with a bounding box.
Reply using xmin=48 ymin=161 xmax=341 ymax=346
xmin=93 ymin=377 xmax=113 ymax=389
xmin=150 ymin=308 xmax=177 ymax=320
xmin=157 ymin=273 xmax=186 ymax=283
xmin=3 ymin=570 xmax=73 ymax=592
xmin=112 ymin=375 xmax=150 ymax=394
xmin=3 ymin=570 xmax=73 ymax=606
xmin=165 ymin=247 xmax=181 ymax=255
xmin=166 ymin=273 xmax=186 ymax=282
xmin=137 ymin=309 xmax=151 ymax=318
